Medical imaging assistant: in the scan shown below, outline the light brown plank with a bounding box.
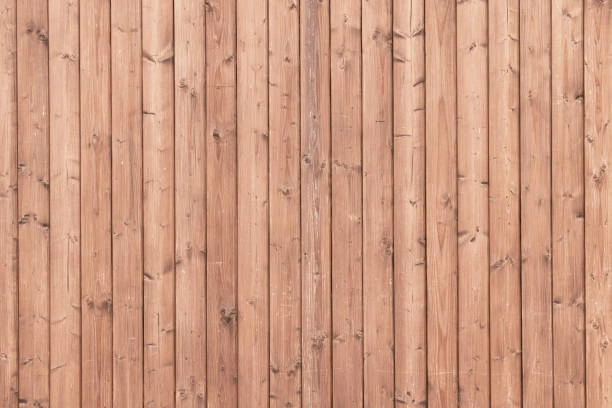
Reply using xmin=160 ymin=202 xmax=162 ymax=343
xmin=331 ymin=0 xmax=363 ymax=405
xmin=488 ymin=0 xmax=522 ymax=406
xmin=49 ymin=0 xmax=81 ymax=405
xmin=205 ymin=0 xmax=238 ymax=406
xmin=301 ymin=0 xmax=332 ymax=406
xmin=16 ymin=0 xmax=50 ymax=405
xmin=425 ymin=0 xmax=458 ymax=406
xmin=457 ymin=0 xmax=489 ymax=406
xmin=80 ymin=0 xmax=113 ymax=405
xmin=0 ymin=0 xmax=18 ymax=405
xmin=393 ymin=0 xmax=426 ymax=406
xmin=174 ymin=0 xmax=207 ymax=405
xmin=269 ymin=0 xmax=302 ymax=405
xmin=520 ymin=0 xmax=553 ymax=406
xmin=362 ymin=0 xmax=394 ymax=405
xmin=237 ymin=0 xmax=269 ymax=405
xmin=585 ymin=1 xmax=612 ymax=406
xmin=143 ymin=0 xmax=175 ymax=405
xmin=551 ymin=0 xmax=585 ymax=406
xmin=111 ymin=0 xmax=144 ymax=405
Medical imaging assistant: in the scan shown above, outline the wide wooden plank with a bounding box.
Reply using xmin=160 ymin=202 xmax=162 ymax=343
xmin=205 ymin=0 xmax=238 ymax=406
xmin=142 ymin=0 xmax=175 ymax=405
xmin=457 ymin=0 xmax=489 ymax=406
xmin=585 ymin=1 xmax=612 ymax=406
xmin=174 ymin=0 xmax=207 ymax=405
xmin=488 ymin=0 xmax=522 ymax=406
xmin=301 ymin=0 xmax=332 ymax=406
xmin=269 ymin=0 xmax=302 ymax=405
xmin=111 ymin=0 xmax=144 ymax=405
xmin=362 ymin=0 xmax=394 ymax=405
xmin=48 ymin=0 xmax=80 ymax=405
xmin=0 ymin=0 xmax=18 ymax=405
xmin=551 ymin=0 xmax=585 ymax=406
xmin=16 ymin=0 xmax=50 ymax=406
xmin=393 ymin=0 xmax=426 ymax=406
xmin=520 ymin=0 xmax=553 ymax=406
xmin=237 ymin=0 xmax=269 ymax=405
xmin=331 ymin=0 xmax=363 ymax=405
xmin=80 ymin=0 xmax=113 ymax=405
xmin=425 ymin=0 xmax=458 ymax=406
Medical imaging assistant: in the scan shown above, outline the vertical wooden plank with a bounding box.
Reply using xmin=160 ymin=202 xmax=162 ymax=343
xmin=111 ymin=0 xmax=144 ymax=405
xmin=269 ymin=0 xmax=302 ymax=406
xmin=393 ymin=0 xmax=426 ymax=405
xmin=80 ymin=0 xmax=113 ymax=405
xmin=0 ymin=0 xmax=18 ymax=405
xmin=585 ymin=1 xmax=612 ymax=406
xmin=362 ymin=0 xmax=394 ymax=405
xmin=330 ymin=0 xmax=363 ymax=405
xmin=237 ymin=0 xmax=269 ymax=405
xmin=457 ymin=0 xmax=489 ymax=406
xmin=301 ymin=0 xmax=332 ymax=405
xmin=143 ymin=0 xmax=175 ymax=405
xmin=16 ymin=0 xmax=50 ymax=405
xmin=425 ymin=0 xmax=458 ymax=406
xmin=488 ymin=0 xmax=522 ymax=406
xmin=520 ymin=0 xmax=553 ymax=406
xmin=552 ymin=0 xmax=585 ymax=406
xmin=49 ymin=0 xmax=80 ymax=405
xmin=206 ymin=0 xmax=238 ymax=405
xmin=174 ymin=0 xmax=207 ymax=405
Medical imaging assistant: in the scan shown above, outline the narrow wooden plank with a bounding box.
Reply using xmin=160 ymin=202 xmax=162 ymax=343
xmin=111 ymin=0 xmax=144 ymax=405
xmin=301 ymin=0 xmax=332 ymax=406
xmin=269 ymin=0 xmax=302 ymax=405
xmin=551 ymin=0 xmax=585 ymax=406
xmin=142 ymin=0 xmax=175 ymax=405
xmin=457 ymin=0 xmax=489 ymax=406
xmin=488 ymin=0 xmax=522 ymax=406
xmin=393 ymin=0 xmax=426 ymax=406
xmin=16 ymin=0 xmax=50 ymax=405
xmin=205 ymin=0 xmax=238 ymax=405
xmin=520 ymin=0 xmax=553 ymax=406
xmin=237 ymin=0 xmax=269 ymax=405
xmin=80 ymin=0 xmax=113 ymax=405
xmin=585 ymin=1 xmax=612 ymax=406
xmin=330 ymin=0 xmax=363 ymax=405
xmin=174 ymin=0 xmax=207 ymax=405
xmin=362 ymin=0 xmax=394 ymax=405
xmin=48 ymin=0 xmax=81 ymax=405
xmin=0 ymin=0 xmax=18 ymax=405
xmin=425 ymin=0 xmax=458 ymax=406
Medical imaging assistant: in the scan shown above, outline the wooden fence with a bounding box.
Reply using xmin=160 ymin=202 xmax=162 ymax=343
xmin=0 ymin=0 xmax=610 ymax=407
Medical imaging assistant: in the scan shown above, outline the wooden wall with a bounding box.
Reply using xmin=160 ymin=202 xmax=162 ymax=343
xmin=0 ymin=0 xmax=610 ymax=407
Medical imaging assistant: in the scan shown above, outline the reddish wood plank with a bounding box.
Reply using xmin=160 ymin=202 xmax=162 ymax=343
xmin=174 ymin=0 xmax=207 ymax=405
xmin=269 ymin=0 xmax=302 ymax=406
xmin=16 ymin=0 xmax=50 ymax=405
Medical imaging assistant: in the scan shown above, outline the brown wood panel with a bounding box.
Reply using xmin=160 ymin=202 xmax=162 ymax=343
xmin=520 ymin=0 xmax=553 ymax=406
xmin=0 ymin=0 xmax=18 ymax=405
xmin=425 ymin=0 xmax=458 ymax=406
xmin=174 ymin=0 xmax=207 ymax=405
xmin=331 ymin=0 xmax=363 ymax=405
xmin=457 ymin=0 xmax=489 ymax=406
xmin=48 ymin=0 xmax=81 ymax=405
xmin=111 ymin=0 xmax=144 ymax=405
xmin=585 ymin=1 xmax=612 ymax=406
xmin=17 ymin=0 xmax=50 ymax=406
xmin=205 ymin=0 xmax=238 ymax=406
xmin=488 ymin=0 xmax=522 ymax=407
xmin=237 ymin=0 xmax=269 ymax=405
xmin=301 ymin=0 xmax=332 ymax=406
xmin=269 ymin=0 xmax=302 ymax=406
